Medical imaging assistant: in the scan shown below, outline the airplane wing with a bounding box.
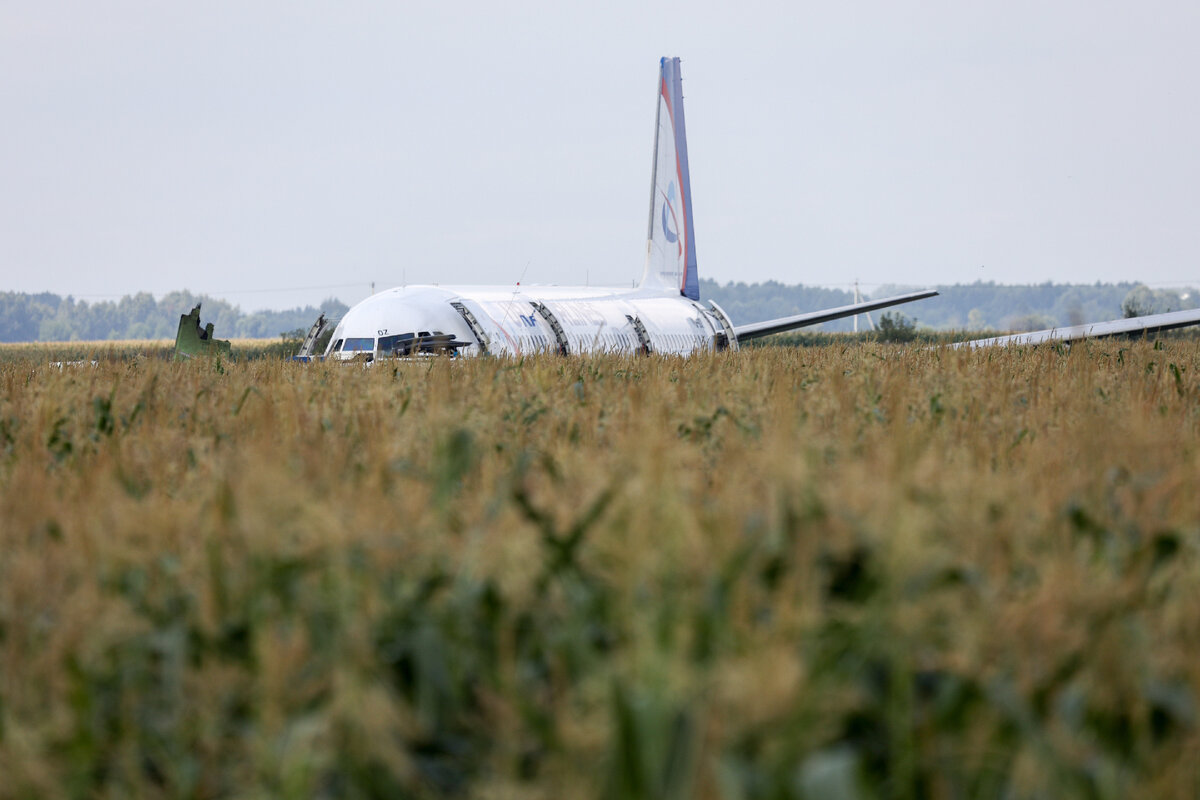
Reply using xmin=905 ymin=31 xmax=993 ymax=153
xmin=954 ymin=307 xmax=1200 ymax=348
xmin=733 ymin=289 xmax=939 ymax=341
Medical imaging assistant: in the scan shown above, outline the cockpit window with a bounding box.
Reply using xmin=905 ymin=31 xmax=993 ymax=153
xmin=378 ymin=333 xmax=417 ymax=356
xmin=341 ymin=337 xmax=375 ymax=353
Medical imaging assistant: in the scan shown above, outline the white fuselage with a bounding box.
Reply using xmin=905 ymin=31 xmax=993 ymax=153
xmin=323 ymin=284 xmax=737 ymax=360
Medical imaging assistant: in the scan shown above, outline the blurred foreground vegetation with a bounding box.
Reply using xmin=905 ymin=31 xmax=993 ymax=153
xmin=1 ymin=342 xmax=1199 ymax=798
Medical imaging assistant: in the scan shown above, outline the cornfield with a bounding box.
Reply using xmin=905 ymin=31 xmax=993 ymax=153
xmin=1 ymin=340 xmax=1198 ymax=798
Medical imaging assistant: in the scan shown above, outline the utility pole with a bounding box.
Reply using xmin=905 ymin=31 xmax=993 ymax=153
xmin=854 ymin=280 xmax=876 ymax=332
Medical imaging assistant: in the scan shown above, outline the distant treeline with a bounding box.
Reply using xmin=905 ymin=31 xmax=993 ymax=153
xmin=2 ymin=281 xmax=1196 ymax=342
xmin=0 ymin=291 xmax=347 ymax=343
xmin=704 ymin=279 xmax=1199 ymax=332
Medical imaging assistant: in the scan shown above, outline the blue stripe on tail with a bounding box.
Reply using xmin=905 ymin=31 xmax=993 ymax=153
xmin=661 ymin=57 xmax=700 ymax=301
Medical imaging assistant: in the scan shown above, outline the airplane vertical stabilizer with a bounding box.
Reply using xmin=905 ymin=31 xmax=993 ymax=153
xmin=640 ymin=57 xmax=700 ymax=301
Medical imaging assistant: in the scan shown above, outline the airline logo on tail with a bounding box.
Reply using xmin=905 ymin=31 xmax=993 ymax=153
xmin=660 ymin=181 xmax=681 ymax=251
xmin=641 ymin=57 xmax=700 ymax=301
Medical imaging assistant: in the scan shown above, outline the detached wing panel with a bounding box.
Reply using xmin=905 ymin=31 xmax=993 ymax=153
xmin=733 ymin=290 xmax=939 ymax=341
xmin=955 ymin=307 xmax=1200 ymax=348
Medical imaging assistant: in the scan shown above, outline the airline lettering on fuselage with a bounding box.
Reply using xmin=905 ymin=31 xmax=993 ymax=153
xmin=518 ymin=314 xmax=538 ymax=328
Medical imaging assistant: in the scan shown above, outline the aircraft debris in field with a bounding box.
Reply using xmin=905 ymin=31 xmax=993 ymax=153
xmin=173 ymin=304 xmax=232 ymax=361
xmin=957 ymin=307 xmax=1200 ymax=348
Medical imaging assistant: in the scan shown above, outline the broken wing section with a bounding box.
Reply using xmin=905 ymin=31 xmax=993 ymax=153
xmin=954 ymin=307 xmax=1200 ymax=348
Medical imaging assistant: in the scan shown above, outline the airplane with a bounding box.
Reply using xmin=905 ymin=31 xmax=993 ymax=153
xmin=296 ymin=57 xmax=1200 ymax=361
xmin=301 ymin=57 xmax=939 ymax=361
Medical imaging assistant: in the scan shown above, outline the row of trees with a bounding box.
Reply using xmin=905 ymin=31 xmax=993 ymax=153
xmin=1 ymin=281 xmax=1195 ymax=342
xmin=704 ymin=279 xmax=1198 ymax=332
xmin=0 ymin=291 xmax=347 ymax=343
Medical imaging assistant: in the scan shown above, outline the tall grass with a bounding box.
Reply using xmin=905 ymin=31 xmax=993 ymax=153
xmin=1 ymin=341 xmax=1198 ymax=798
xmin=0 ymin=337 xmax=303 ymax=365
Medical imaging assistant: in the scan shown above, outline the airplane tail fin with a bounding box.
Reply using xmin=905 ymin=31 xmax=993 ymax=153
xmin=640 ymin=57 xmax=700 ymax=301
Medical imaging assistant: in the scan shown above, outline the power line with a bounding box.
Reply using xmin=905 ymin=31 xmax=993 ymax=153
xmin=197 ymin=282 xmax=373 ymax=296
xmin=730 ymin=278 xmax=1200 ymax=290
xmin=61 ymin=282 xmax=373 ymax=300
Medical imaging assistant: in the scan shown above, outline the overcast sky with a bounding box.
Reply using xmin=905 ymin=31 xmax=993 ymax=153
xmin=3 ymin=1 xmax=1199 ymax=311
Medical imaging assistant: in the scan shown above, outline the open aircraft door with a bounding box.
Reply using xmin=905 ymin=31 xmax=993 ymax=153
xmin=450 ymin=298 xmax=524 ymax=357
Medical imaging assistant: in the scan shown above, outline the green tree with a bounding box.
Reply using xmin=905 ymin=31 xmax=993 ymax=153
xmin=875 ymin=312 xmax=918 ymax=342
xmin=1121 ymin=284 xmax=1196 ymax=318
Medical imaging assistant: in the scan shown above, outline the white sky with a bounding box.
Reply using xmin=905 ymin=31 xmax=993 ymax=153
xmin=2 ymin=1 xmax=1199 ymax=311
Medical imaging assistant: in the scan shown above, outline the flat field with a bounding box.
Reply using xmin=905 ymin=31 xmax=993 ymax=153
xmin=1 ymin=341 xmax=1198 ymax=799
xmin=0 ymin=339 xmax=288 ymax=365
